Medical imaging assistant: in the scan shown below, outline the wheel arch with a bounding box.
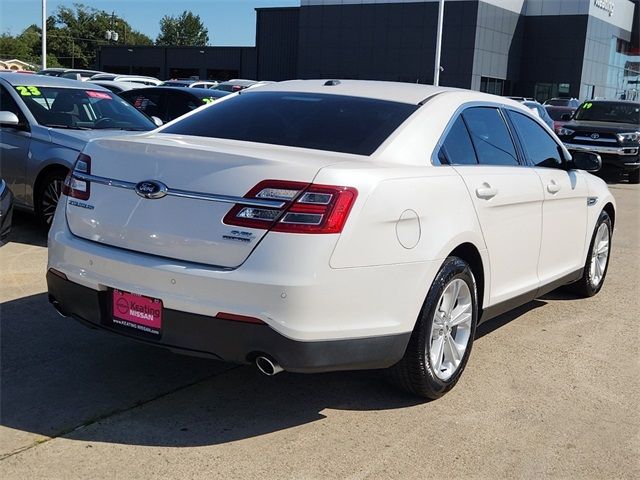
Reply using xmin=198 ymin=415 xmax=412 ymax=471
xmin=33 ymin=163 xmax=69 ymax=209
xmin=602 ymin=202 xmax=615 ymax=230
xmin=447 ymin=242 xmax=486 ymax=315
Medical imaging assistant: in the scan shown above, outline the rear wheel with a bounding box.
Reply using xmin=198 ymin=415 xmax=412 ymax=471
xmin=36 ymin=171 xmax=66 ymax=228
xmin=387 ymin=257 xmax=478 ymax=399
xmin=628 ymin=168 xmax=640 ymax=185
xmin=570 ymin=210 xmax=612 ymax=297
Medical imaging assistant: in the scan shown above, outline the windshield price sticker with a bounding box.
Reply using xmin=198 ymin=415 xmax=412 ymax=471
xmin=583 ymin=102 xmax=593 ymax=109
xmin=202 ymin=97 xmax=215 ymax=104
xmin=16 ymin=86 xmax=42 ymax=96
xmin=87 ymin=91 xmax=112 ymax=100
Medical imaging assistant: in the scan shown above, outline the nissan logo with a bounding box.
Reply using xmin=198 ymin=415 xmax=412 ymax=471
xmin=590 ymin=133 xmax=600 ymax=139
xmin=134 ymin=180 xmax=168 ymax=199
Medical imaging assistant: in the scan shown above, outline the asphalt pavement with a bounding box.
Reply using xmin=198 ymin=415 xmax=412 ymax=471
xmin=0 ymin=183 xmax=638 ymax=479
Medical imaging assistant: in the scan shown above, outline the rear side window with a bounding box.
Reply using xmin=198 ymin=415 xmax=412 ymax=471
xmin=508 ymin=111 xmax=563 ymax=168
xmin=462 ymin=107 xmax=519 ymax=166
xmin=122 ymin=91 xmax=164 ymax=119
xmin=163 ymin=91 xmax=419 ymax=155
xmin=437 ymin=116 xmax=477 ymax=165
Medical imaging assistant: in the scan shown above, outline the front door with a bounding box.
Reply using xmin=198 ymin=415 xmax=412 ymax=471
xmin=507 ymin=109 xmax=589 ymax=284
xmin=0 ymin=85 xmax=31 ymax=205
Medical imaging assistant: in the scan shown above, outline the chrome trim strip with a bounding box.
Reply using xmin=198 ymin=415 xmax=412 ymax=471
xmin=73 ymin=172 xmax=287 ymax=208
xmin=574 ymin=136 xmax=617 ymax=143
xmin=624 ymin=162 xmax=640 ymax=166
xmin=564 ymin=143 xmax=638 ymax=156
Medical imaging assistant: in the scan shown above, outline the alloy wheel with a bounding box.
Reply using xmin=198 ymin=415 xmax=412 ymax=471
xmin=42 ymin=178 xmax=63 ymax=226
xmin=589 ymin=222 xmax=610 ymax=287
xmin=428 ymin=278 xmax=473 ymax=381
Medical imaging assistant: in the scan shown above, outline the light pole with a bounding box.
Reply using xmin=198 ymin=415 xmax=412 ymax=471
xmin=41 ymin=0 xmax=47 ymax=70
xmin=433 ymin=0 xmax=445 ymax=86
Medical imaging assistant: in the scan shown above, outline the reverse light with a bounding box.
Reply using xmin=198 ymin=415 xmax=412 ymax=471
xmin=616 ymin=132 xmax=640 ymax=143
xmin=223 ymin=180 xmax=358 ymax=234
xmin=62 ymin=153 xmax=91 ymax=200
xmin=557 ymin=127 xmax=575 ymax=136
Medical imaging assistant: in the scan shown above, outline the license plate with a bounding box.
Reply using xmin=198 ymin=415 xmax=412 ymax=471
xmin=112 ymin=289 xmax=163 ymax=335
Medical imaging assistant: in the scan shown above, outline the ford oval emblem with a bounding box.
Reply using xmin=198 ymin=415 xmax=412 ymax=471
xmin=134 ymin=180 xmax=168 ymax=199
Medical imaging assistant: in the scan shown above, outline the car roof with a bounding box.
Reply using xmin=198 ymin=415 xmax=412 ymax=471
xmin=0 ymin=71 xmax=109 ymax=90
xmin=249 ymin=79 xmax=478 ymax=105
xmin=581 ymin=99 xmax=640 ymax=106
xmin=122 ymin=86 xmax=228 ymax=98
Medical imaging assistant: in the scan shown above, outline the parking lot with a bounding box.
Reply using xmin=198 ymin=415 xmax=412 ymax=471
xmin=0 ymin=183 xmax=638 ymax=479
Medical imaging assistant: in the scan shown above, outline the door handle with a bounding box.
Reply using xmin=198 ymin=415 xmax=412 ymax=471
xmin=475 ymin=184 xmax=498 ymax=200
xmin=546 ymin=181 xmax=561 ymax=194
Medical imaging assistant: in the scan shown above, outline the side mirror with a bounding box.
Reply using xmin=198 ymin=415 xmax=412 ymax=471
xmin=0 ymin=111 xmax=20 ymax=127
xmin=151 ymin=116 xmax=163 ymax=127
xmin=570 ymin=150 xmax=602 ymax=172
xmin=560 ymin=113 xmax=572 ymax=121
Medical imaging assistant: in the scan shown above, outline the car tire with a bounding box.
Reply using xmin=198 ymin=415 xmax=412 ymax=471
xmin=36 ymin=170 xmax=66 ymax=228
xmin=387 ymin=256 xmax=478 ymax=399
xmin=570 ymin=210 xmax=612 ymax=297
xmin=628 ymin=168 xmax=640 ymax=185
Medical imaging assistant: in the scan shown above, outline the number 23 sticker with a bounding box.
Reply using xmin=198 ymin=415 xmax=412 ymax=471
xmin=16 ymin=86 xmax=42 ymax=96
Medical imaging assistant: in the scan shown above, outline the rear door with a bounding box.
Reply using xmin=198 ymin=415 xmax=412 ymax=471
xmin=507 ymin=109 xmax=589 ymax=283
xmin=442 ymin=107 xmax=544 ymax=306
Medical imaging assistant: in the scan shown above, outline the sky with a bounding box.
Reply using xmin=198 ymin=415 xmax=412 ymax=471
xmin=0 ymin=0 xmax=299 ymax=46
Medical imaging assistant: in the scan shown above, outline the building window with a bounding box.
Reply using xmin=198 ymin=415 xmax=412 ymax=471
xmin=479 ymin=77 xmax=505 ymax=96
xmin=168 ymin=68 xmax=200 ymax=80
xmin=207 ymin=69 xmax=239 ymax=82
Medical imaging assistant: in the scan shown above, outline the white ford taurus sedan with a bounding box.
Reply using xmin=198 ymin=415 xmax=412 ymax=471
xmin=47 ymin=80 xmax=615 ymax=399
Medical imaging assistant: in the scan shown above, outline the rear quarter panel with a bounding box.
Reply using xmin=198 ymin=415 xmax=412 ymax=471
xmin=316 ymin=165 xmax=487 ymax=268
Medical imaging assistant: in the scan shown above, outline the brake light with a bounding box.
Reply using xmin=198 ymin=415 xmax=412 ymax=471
xmin=62 ymin=153 xmax=91 ymax=200
xmin=223 ymin=180 xmax=357 ymax=234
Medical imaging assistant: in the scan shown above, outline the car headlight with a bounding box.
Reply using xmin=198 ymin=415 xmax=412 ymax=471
xmin=616 ymin=132 xmax=640 ymax=143
xmin=557 ymin=127 xmax=574 ymax=136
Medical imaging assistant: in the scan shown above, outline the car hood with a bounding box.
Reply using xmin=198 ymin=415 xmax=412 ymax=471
xmin=562 ymin=120 xmax=639 ymax=134
xmin=48 ymin=128 xmax=147 ymax=152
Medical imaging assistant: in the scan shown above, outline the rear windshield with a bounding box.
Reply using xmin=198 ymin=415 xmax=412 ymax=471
xmin=574 ymin=101 xmax=640 ymax=124
xmin=162 ymin=91 xmax=419 ymax=155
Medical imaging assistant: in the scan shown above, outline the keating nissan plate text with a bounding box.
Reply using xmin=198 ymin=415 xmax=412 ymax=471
xmin=47 ymin=80 xmax=615 ymax=399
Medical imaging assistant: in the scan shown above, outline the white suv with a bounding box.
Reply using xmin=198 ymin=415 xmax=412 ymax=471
xmin=47 ymin=80 xmax=615 ymax=398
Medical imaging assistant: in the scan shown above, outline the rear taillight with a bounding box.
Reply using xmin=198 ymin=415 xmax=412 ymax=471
xmin=62 ymin=153 xmax=91 ymax=200
xmin=223 ymin=180 xmax=357 ymax=234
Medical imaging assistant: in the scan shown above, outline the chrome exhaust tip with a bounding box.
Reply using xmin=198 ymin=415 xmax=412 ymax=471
xmin=51 ymin=300 xmax=68 ymax=318
xmin=255 ymin=355 xmax=284 ymax=376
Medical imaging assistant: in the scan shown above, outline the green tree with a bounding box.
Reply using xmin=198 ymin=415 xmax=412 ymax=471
xmin=156 ymin=11 xmax=209 ymax=46
xmin=1 ymin=3 xmax=153 ymax=69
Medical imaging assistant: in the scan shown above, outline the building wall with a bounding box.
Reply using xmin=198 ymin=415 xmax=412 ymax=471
xmin=581 ymin=15 xmax=636 ymax=100
xmin=470 ymin=1 xmax=524 ymax=93
xmin=256 ymin=8 xmax=299 ymax=81
xmin=98 ymin=46 xmax=256 ymax=80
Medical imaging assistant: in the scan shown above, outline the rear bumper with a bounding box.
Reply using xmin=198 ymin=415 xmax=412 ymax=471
xmin=47 ymin=271 xmax=411 ymax=372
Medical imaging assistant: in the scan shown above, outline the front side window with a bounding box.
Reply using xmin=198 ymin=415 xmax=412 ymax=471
xmin=163 ymin=91 xmax=419 ymax=156
xmin=461 ymin=107 xmax=519 ymax=166
xmin=15 ymin=86 xmax=154 ymax=131
xmin=437 ymin=116 xmax=477 ymax=165
xmin=509 ymin=111 xmax=563 ymax=168
xmin=0 ymin=86 xmax=27 ymax=122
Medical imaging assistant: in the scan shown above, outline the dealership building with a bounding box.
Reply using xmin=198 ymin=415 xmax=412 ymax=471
xmin=98 ymin=0 xmax=640 ymax=101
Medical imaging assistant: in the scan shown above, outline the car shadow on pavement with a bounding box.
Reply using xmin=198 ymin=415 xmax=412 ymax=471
xmin=475 ymin=299 xmax=546 ymax=339
xmin=5 ymin=211 xmax=47 ymax=248
xmin=0 ymin=292 xmax=423 ymax=450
